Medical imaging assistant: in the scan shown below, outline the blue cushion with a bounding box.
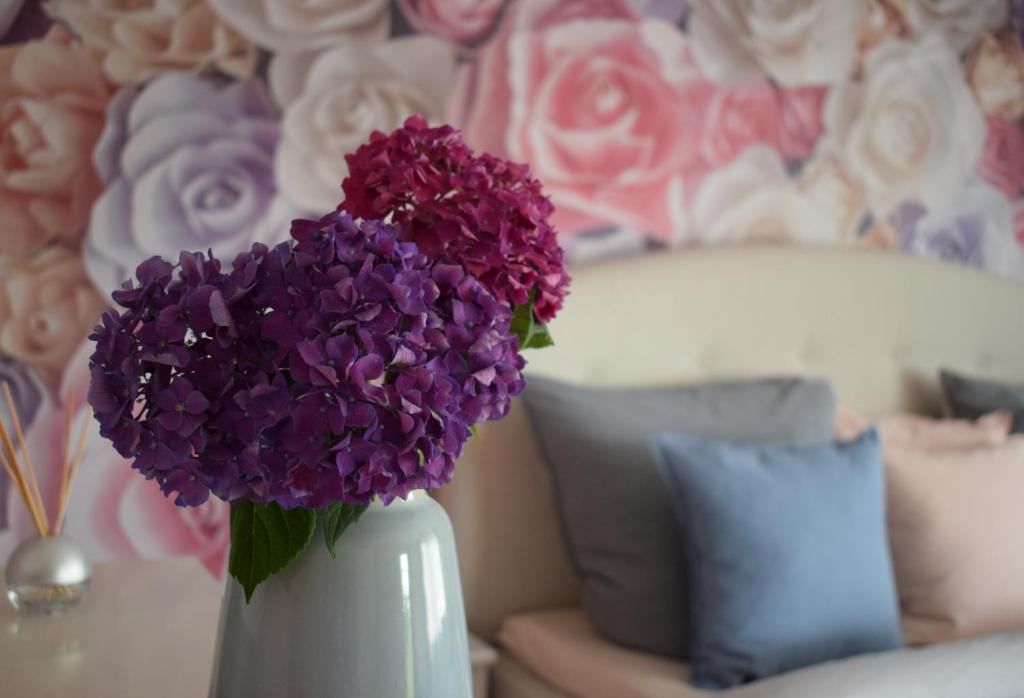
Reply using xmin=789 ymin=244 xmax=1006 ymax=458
xmin=652 ymin=429 xmax=902 ymax=689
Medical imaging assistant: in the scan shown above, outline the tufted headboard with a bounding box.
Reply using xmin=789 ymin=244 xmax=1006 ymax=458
xmin=434 ymin=246 xmax=1024 ymax=641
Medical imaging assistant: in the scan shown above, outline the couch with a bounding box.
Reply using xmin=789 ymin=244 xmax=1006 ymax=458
xmin=435 ymin=246 xmax=1024 ymax=697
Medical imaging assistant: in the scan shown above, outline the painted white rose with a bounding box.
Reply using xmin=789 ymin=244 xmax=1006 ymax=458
xmin=857 ymin=0 xmax=909 ymax=57
xmin=897 ymin=0 xmax=1007 ymax=52
xmin=273 ymin=37 xmax=456 ymax=214
xmin=208 ymin=0 xmax=389 ymax=52
xmin=825 ymin=37 xmax=985 ymax=218
xmin=691 ymin=146 xmax=838 ymax=245
xmin=688 ymin=0 xmax=864 ymax=86
xmin=798 ymin=146 xmax=869 ymax=241
xmin=45 ymin=0 xmax=255 ymax=84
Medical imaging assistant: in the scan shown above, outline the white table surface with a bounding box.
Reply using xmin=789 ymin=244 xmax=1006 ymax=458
xmin=1 ymin=559 xmax=223 ymax=698
xmin=0 ymin=558 xmax=498 ymax=698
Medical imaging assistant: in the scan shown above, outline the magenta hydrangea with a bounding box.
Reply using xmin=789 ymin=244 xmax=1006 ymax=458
xmin=340 ymin=115 xmax=569 ymax=327
xmin=87 ymin=212 xmax=525 ymax=509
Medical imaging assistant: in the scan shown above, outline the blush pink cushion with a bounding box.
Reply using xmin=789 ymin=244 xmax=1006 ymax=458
xmin=499 ymin=608 xmax=700 ymax=698
xmin=835 ymin=408 xmax=1020 ymax=644
xmin=834 ymin=406 xmax=1012 ymax=448
xmin=886 ymin=436 xmax=1024 ymax=644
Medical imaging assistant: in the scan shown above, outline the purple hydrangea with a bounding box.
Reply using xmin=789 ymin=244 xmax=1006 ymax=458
xmin=87 ymin=213 xmax=525 ymax=509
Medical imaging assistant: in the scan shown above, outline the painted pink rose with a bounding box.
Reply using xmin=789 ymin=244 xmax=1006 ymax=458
xmin=0 ymin=343 xmax=229 ymax=578
xmin=700 ymin=83 xmax=826 ymax=169
xmin=779 ymin=86 xmax=828 ymax=161
xmin=453 ymin=0 xmax=639 ymax=156
xmin=0 ymin=26 xmax=110 ymax=258
xmin=399 ymin=0 xmax=507 ymax=45
xmin=455 ymin=0 xmax=713 ymax=240
xmin=976 ymin=115 xmax=1024 ymax=199
xmin=701 ymin=82 xmax=782 ymax=168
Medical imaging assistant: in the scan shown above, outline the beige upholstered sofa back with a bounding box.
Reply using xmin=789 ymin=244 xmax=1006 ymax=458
xmin=433 ymin=247 xmax=1024 ymax=640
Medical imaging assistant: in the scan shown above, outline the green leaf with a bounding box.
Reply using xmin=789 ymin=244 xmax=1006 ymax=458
xmin=510 ymin=291 xmax=555 ymax=350
xmin=524 ymin=322 xmax=554 ymax=350
xmin=319 ymin=502 xmax=368 ymax=559
xmin=229 ymin=501 xmax=316 ymax=603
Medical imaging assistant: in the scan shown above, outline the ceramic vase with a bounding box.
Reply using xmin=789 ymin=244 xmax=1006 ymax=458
xmin=208 ymin=491 xmax=473 ymax=698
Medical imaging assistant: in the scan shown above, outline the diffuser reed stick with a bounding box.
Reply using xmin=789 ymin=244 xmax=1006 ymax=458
xmin=53 ymin=390 xmax=75 ymax=533
xmin=0 ymin=435 xmax=45 ymax=536
xmin=54 ymin=399 xmax=90 ymax=536
xmin=3 ymin=384 xmax=45 ymax=526
xmin=0 ymin=382 xmax=91 ymax=538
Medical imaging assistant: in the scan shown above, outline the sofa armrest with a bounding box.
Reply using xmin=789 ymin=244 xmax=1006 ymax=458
xmin=470 ymin=632 xmax=499 ymax=698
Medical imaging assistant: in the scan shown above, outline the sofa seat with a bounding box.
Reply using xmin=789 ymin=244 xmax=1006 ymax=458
xmin=498 ymin=608 xmax=1024 ymax=698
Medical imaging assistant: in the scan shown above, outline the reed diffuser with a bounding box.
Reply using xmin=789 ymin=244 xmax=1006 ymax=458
xmin=2 ymin=385 xmax=93 ymax=614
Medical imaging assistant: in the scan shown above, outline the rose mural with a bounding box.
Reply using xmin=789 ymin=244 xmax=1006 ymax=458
xmin=2 ymin=0 xmax=1024 ymax=573
xmin=455 ymin=1 xmax=716 ymax=243
xmin=0 ymin=1 xmax=49 ymax=46
xmin=691 ymin=146 xmax=837 ymax=246
xmin=687 ymin=0 xmax=865 ymax=86
xmin=207 ymin=0 xmax=391 ymax=50
xmin=893 ymin=177 xmax=1024 ymax=280
xmin=271 ymin=36 xmax=457 ymax=213
xmin=0 ymin=26 xmax=110 ymax=258
xmin=978 ymin=115 xmax=1024 ymax=198
xmin=0 ymin=246 xmax=105 ymax=388
xmin=826 ymin=36 xmax=987 ymax=219
xmin=43 ymin=0 xmax=255 ymax=83
xmin=968 ymin=31 xmax=1024 ymax=120
xmin=398 ymin=0 xmax=507 ymax=46
xmin=899 ymin=0 xmax=1007 ymax=52
xmin=0 ymin=356 xmax=41 ymax=529
xmin=83 ymin=72 xmax=293 ymax=294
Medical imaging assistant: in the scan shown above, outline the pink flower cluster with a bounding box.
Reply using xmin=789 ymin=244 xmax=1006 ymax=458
xmin=341 ymin=115 xmax=569 ymax=326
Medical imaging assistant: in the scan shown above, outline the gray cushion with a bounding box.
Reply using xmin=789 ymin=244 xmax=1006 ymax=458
xmin=520 ymin=376 xmax=836 ymax=659
xmin=653 ymin=429 xmax=902 ymax=688
xmin=941 ymin=369 xmax=1024 ymax=433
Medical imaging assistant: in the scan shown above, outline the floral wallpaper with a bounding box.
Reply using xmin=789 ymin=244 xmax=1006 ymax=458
xmin=0 ymin=0 xmax=1022 ymax=578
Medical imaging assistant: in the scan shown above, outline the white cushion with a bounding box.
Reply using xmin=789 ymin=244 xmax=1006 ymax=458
xmin=499 ymin=608 xmax=1024 ymax=698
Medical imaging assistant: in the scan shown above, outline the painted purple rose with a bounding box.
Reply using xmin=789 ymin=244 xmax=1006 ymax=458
xmin=892 ymin=178 xmax=1024 ymax=281
xmin=0 ymin=356 xmax=42 ymax=530
xmin=83 ymin=72 xmax=293 ymax=294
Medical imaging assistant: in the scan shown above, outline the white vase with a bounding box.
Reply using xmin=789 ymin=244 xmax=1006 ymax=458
xmin=209 ymin=491 xmax=473 ymax=698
